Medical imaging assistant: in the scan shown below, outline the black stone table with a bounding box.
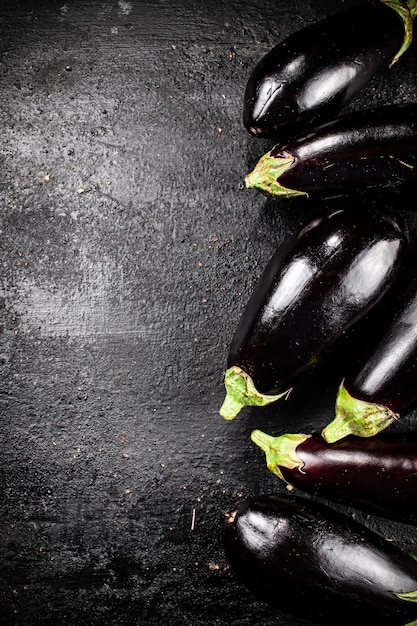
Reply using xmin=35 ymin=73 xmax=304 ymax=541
xmin=2 ymin=1 xmax=417 ymax=624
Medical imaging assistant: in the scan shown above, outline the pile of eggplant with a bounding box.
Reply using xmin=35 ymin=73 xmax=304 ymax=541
xmin=220 ymin=1 xmax=417 ymax=624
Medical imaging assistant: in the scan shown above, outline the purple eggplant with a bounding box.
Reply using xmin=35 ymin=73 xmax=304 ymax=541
xmin=245 ymin=103 xmax=417 ymax=200
xmin=243 ymin=0 xmax=417 ymax=140
xmin=322 ymin=267 xmax=417 ymax=442
xmin=219 ymin=205 xmax=408 ymax=420
xmin=223 ymin=493 xmax=417 ymax=625
xmin=251 ymin=429 xmax=417 ymax=525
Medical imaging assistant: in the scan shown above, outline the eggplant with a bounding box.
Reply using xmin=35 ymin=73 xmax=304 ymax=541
xmin=222 ymin=493 xmax=417 ymax=625
xmin=243 ymin=0 xmax=417 ymax=140
xmin=245 ymin=103 xmax=417 ymax=200
xmin=251 ymin=429 xmax=417 ymax=525
xmin=219 ymin=205 xmax=408 ymax=420
xmin=322 ymin=267 xmax=417 ymax=442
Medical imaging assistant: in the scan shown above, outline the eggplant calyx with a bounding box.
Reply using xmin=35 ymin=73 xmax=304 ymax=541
xmin=321 ymin=380 xmax=399 ymax=443
xmin=219 ymin=366 xmax=290 ymax=420
xmin=251 ymin=430 xmax=309 ymax=482
xmin=245 ymin=150 xmax=307 ymax=200
xmin=380 ymin=0 xmax=416 ymax=65
xmin=396 ymin=588 xmax=417 ymax=603
xmin=407 ymin=0 xmax=417 ymax=20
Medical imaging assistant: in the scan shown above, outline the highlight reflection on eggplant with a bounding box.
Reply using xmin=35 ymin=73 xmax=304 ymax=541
xmin=219 ymin=205 xmax=408 ymax=420
xmin=322 ymin=268 xmax=417 ymax=442
xmin=223 ymin=494 xmax=417 ymax=625
xmin=251 ymin=429 xmax=417 ymax=525
xmin=246 ymin=103 xmax=417 ymax=200
xmin=244 ymin=0 xmax=417 ymax=139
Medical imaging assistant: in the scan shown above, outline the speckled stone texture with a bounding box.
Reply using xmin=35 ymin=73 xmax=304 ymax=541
xmin=1 ymin=1 xmax=417 ymax=625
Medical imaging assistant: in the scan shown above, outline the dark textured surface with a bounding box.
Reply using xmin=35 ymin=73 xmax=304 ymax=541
xmin=2 ymin=1 xmax=417 ymax=625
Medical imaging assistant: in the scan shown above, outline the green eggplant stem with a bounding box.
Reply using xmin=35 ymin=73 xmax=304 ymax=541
xmin=251 ymin=430 xmax=310 ymax=482
xmin=381 ymin=0 xmax=417 ymax=65
xmin=397 ymin=589 xmax=417 ymax=603
xmin=321 ymin=380 xmax=399 ymax=443
xmin=245 ymin=151 xmax=307 ymax=200
xmin=219 ymin=366 xmax=291 ymax=420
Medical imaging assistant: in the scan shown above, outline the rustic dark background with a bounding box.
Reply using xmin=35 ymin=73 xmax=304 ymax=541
xmin=2 ymin=1 xmax=417 ymax=625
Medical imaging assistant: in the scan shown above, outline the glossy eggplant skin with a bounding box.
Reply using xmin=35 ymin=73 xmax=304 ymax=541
xmin=223 ymin=494 xmax=417 ymax=625
xmin=219 ymin=205 xmax=408 ymax=420
xmin=346 ymin=271 xmax=417 ymax=413
xmin=246 ymin=103 xmax=417 ymax=200
xmin=243 ymin=0 xmax=407 ymax=140
xmin=322 ymin=268 xmax=417 ymax=442
xmin=251 ymin=430 xmax=417 ymax=525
